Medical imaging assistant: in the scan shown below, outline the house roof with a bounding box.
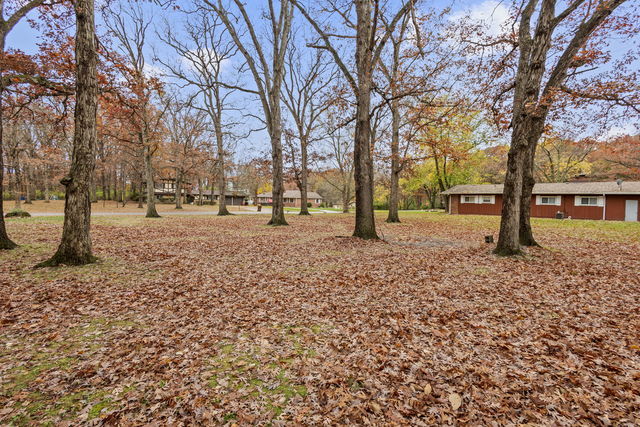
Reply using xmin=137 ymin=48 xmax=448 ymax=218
xmin=441 ymin=181 xmax=640 ymax=196
xmin=257 ymin=190 xmax=323 ymax=199
xmin=196 ymin=189 xmax=248 ymax=196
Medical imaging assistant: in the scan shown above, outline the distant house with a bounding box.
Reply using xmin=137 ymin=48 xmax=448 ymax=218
xmin=193 ymin=189 xmax=248 ymax=206
xmin=257 ymin=190 xmax=323 ymax=207
xmin=144 ymin=178 xmax=193 ymax=203
xmin=442 ymin=181 xmax=640 ymax=221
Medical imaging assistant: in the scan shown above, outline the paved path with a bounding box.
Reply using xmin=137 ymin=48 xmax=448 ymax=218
xmin=29 ymin=210 xmax=338 ymax=217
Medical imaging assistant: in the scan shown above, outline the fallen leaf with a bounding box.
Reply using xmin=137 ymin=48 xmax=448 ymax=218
xmin=449 ymin=393 xmax=462 ymax=411
xmin=424 ymin=383 xmax=432 ymax=395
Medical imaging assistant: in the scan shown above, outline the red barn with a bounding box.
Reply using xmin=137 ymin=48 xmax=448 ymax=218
xmin=442 ymin=181 xmax=640 ymax=222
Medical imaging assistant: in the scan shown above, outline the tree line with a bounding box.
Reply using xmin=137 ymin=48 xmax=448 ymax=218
xmin=0 ymin=0 xmax=638 ymax=263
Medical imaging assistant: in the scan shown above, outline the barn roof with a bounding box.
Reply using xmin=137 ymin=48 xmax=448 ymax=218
xmin=441 ymin=181 xmax=640 ymax=196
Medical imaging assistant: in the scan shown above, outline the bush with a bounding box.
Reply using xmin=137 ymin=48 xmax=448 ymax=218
xmin=307 ymin=202 xmax=312 ymax=208
xmin=5 ymin=209 xmax=31 ymax=218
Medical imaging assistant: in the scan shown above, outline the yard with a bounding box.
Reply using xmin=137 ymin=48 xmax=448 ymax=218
xmin=1 ymin=212 xmax=639 ymax=424
xmin=6 ymin=200 xmax=254 ymax=215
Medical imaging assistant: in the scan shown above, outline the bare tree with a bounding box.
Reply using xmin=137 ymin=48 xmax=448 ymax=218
xmin=38 ymin=0 xmax=97 ymax=265
xmin=163 ymin=97 xmax=209 ymax=209
xmin=281 ymin=44 xmax=334 ymax=215
xmin=321 ymin=112 xmax=355 ymax=213
xmin=158 ymin=9 xmax=238 ymax=215
xmin=103 ymin=1 xmax=164 ymax=218
xmin=291 ymin=0 xmax=417 ymax=239
xmin=205 ymin=0 xmax=293 ymax=225
xmin=377 ymin=11 xmax=418 ymax=223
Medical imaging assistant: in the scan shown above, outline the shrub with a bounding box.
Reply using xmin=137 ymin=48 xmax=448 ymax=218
xmin=5 ymin=209 xmax=31 ymax=218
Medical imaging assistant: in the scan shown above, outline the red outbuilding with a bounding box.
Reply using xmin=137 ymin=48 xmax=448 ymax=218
xmin=442 ymin=181 xmax=640 ymax=222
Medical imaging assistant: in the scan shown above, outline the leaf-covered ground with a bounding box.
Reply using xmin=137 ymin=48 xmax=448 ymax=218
xmin=1 ymin=213 xmax=639 ymax=425
xmin=10 ymin=200 xmax=254 ymax=214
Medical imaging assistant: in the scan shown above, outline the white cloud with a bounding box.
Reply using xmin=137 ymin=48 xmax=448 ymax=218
xmin=143 ymin=63 xmax=165 ymax=78
xmin=603 ymin=122 xmax=639 ymax=140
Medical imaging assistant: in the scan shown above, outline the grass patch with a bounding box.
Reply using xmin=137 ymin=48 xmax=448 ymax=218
xmin=206 ymin=325 xmax=324 ymax=420
xmin=0 ymin=317 xmax=141 ymax=424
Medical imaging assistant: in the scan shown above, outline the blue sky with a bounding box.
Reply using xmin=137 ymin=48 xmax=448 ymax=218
xmin=6 ymin=0 xmax=639 ymax=156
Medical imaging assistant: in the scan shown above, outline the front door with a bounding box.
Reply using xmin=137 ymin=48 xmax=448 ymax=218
xmin=625 ymin=200 xmax=638 ymax=222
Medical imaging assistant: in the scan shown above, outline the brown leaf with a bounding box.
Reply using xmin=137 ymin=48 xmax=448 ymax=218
xmin=449 ymin=393 xmax=462 ymax=411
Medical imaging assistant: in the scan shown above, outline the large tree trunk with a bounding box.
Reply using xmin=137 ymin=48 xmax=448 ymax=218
xmin=352 ymin=2 xmax=377 ymax=239
xmin=342 ymin=184 xmax=350 ymax=213
xmin=299 ymin=139 xmax=310 ymax=215
xmin=386 ymin=101 xmax=401 ymax=223
xmin=519 ymin=138 xmax=540 ymax=247
xmin=267 ymin=92 xmax=287 ymax=226
xmin=144 ymin=142 xmax=160 ymax=218
xmin=175 ymin=171 xmax=183 ymax=209
xmin=495 ymin=124 xmax=528 ymax=256
xmin=38 ymin=0 xmax=97 ymax=266
xmin=0 ymin=74 xmax=17 ymax=249
xmin=268 ymin=127 xmax=287 ymax=225
xmin=198 ymin=177 xmax=203 ymax=206
xmin=352 ymin=88 xmax=377 ymax=237
xmin=215 ymin=122 xmax=230 ymax=216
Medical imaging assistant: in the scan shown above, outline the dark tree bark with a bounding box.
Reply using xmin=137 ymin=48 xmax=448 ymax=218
xmin=299 ymin=142 xmax=310 ymax=215
xmin=519 ymin=137 xmax=540 ymax=246
xmin=350 ymin=1 xmax=378 ymax=238
xmin=214 ymin=120 xmax=230 ymax=216
xmin=386 ymin=100 xmax=401 ymax=223
xmin=38 ymin=0 xmax=97 ymax=266
xmin=342 ymin=185 xmax=350 ymax=213
xmin=144 ymin=142 xmax=160 ymax=218
xmin=175 ymin=170 xmax=183 ymax=209
xmin=268 ymin=116 xmax=287 ymax=225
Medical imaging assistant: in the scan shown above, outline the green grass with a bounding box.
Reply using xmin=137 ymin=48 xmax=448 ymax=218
xmin=206 ymin=325 xmax=325 ymax=420
xmin=1 ymin=317 xmax=141 ymax=424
